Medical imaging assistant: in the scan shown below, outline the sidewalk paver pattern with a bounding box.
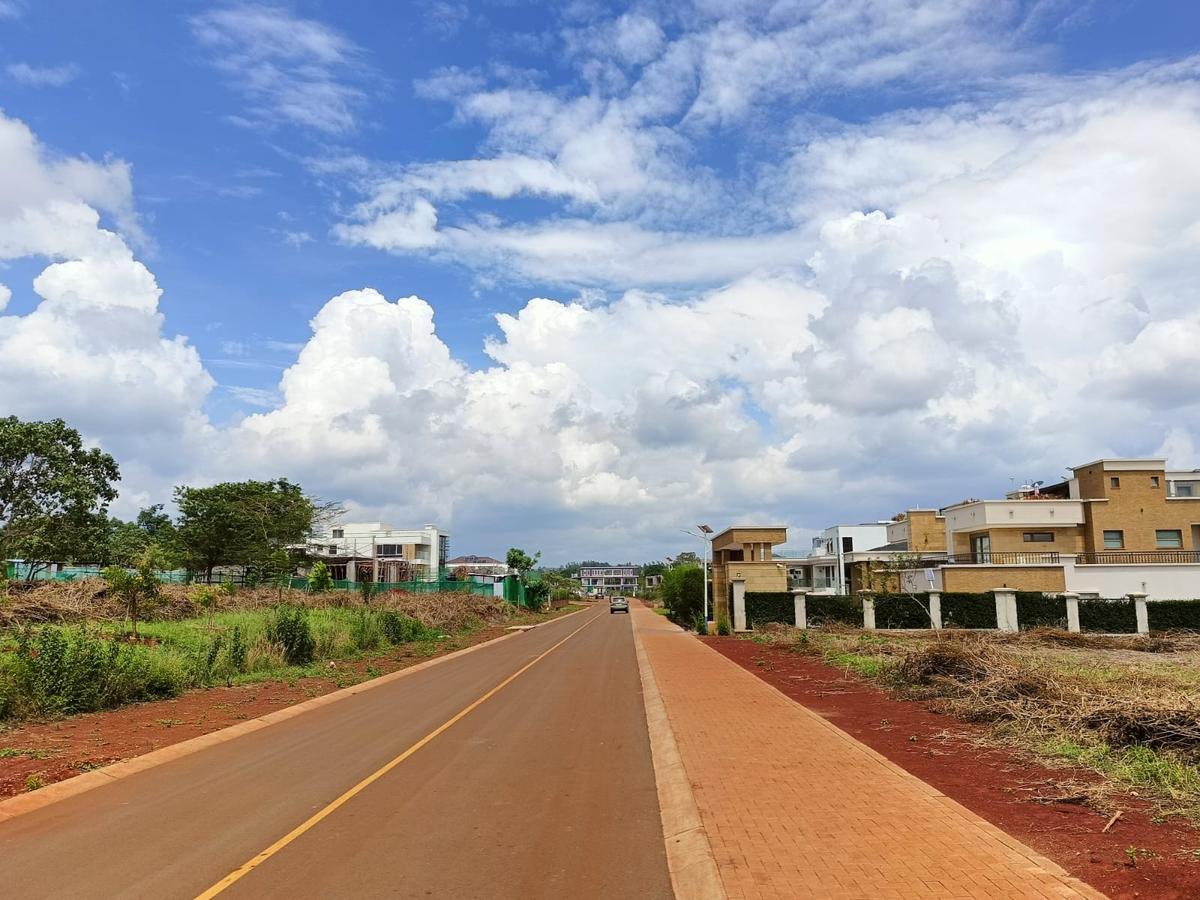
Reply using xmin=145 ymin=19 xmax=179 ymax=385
xmin=633 ymin=607 xmax=1106 ymax=900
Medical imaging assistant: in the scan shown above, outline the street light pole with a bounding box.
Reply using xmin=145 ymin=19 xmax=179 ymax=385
xmin=682 ymin=524 xmax=715 ymax=623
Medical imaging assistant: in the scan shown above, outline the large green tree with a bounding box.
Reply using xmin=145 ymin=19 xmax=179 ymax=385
xmin=174 ymin=479 xmax=316 ymax=581
xmin=0 ymin=417 xmax=120 ymax=579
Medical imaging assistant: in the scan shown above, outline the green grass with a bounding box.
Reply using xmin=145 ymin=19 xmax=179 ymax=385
xmin=1036 ymin=736 xmax=1200 ymax=804
xmin=826 ymin=651 xmax=888 ymax=679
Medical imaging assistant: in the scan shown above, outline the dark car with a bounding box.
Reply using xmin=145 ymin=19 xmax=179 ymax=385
xmin=609 ymin=596 xmax=629 ymax=614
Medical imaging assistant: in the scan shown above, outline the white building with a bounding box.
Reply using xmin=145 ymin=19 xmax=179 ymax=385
xmin=446 ymin=555 xmax=511 ymax=578
xmin=784 ymin=522 xmax=894 ymax=595
xmin=579 ymin=565 xmax=639 ymax=596
xmin=308 ymin=522 xmax=449 ymax=582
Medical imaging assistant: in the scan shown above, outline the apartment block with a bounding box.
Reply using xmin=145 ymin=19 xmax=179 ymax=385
xmin=579 ymin=565 xmax=639 ymax=596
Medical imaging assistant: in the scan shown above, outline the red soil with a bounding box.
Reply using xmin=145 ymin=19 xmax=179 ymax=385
xmin=0 ymin=624 xmax=514 ymax=800
xmin=704 ymin=635 xmax=1200 ymax=900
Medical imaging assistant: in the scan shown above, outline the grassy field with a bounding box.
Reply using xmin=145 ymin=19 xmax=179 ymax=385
xmin=0 ymin=593 xmax=575 ymax=724
xmin=750 ymin=625 xmax=1200 ymax=820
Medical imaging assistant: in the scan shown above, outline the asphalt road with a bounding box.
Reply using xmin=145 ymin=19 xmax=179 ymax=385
xmin=0 ymin=605 xmax=673 ymax=899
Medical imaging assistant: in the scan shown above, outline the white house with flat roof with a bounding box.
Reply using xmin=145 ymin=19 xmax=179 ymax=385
xmin=307 ymin=522 xmax=448 ymax=582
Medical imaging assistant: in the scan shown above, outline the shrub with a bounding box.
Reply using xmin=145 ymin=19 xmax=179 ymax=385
xmin=349 ymin=610 xmax=385 ymax=651
xmin=266 ymin=605 xmax=315 ymax=665
xmin=693 ymin=612 xmax=707 ymax=635
xmin=7 ymin=625 xmax=186 ymax=717
xmin=745 ymin=592 xmax=793 ymax=628
xmin=940 ymin=593 xmax=998 ymax=629
xmin=307 ymin=561 xmax=333 ymax=594
xmin=524 ymin=581 xmax=550 ymax=612
xmin=1079 ymin=598 xmax=1138 ymax=634
xmin=246 ymin=635 xmax=286 ymax=672
xmin=379 ymin=610 xmax=425 ymax=644
xmin=805 ymin=595 xmax=860 ymax=627
xmin=226 ymin=625 xmax=247 ymax=673
xmin=1146 ymin=599 xmax=1200 ymax=631
xmin=1015 ymin=593 xmax=1066 ymax=629
xmin=716 ymin=613 xmax=732 ymax=636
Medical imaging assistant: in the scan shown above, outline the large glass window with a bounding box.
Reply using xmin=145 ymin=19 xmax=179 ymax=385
xmin=1156 ymin=529 xmax=1183 ymax=549
xmin=1023 ymin=532 xmax=1054 ymax=543
xmin=1103 ymin=530 xmax=1124 ymax=549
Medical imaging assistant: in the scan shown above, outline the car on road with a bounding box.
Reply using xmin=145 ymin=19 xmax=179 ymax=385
xmin=609 ymin=596 xmax=629 ymax=614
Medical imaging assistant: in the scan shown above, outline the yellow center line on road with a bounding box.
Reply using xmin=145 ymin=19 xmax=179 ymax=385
xmin=194 ymin=609 xmax=602 ymax=900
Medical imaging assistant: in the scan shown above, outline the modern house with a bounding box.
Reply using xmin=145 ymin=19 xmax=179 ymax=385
xmin=579 ymin=565 xmax=639 ymax=596
xmin=306 ymin=522 xmax=449 ymax=582
xmin=783 ymin=521 xmax=926 ymax=596
xmin=895 ymin=458 xmax=1200 ymax=599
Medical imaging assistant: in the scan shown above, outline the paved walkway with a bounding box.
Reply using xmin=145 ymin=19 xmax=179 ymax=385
xmin=633 ymin=606 xmax=1105 ymax=900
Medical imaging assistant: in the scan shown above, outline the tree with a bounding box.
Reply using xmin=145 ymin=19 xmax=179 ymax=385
xmin=102 ymin=544 xmax=164 ymax=639
xmin=0 ymin=417 xmax=120 ymax=579
xmin=506 ymin=547 xmax=540 ymax=582
xmin=175 ymin=479 xmax=316 ymax=581
xmin=863 ymin=552 xmax=937 ymax=627
xmin=660 ymin=565 xmax=704 ymax=623
xmin=671 ymin=551 xmax=700 ymax=568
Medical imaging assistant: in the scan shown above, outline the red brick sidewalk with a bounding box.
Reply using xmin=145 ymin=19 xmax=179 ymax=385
xmin=633 ymin=606 xmax=1105 ymax=900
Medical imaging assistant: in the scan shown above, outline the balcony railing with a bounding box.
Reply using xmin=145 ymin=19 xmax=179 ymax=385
xmin=1076 ymin=550 xmax=1200 ymax=565
xmin=943 ymin=551 xmax=1062 ymax=566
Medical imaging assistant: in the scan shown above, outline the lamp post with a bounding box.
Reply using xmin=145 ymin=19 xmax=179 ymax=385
xmin=682 ymin=524 xmax=714 ymax=622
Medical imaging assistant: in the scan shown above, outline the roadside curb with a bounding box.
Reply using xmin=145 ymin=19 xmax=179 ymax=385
xmin=0 ymin=605 xmax=590 ymax=824
xmin=632 ymin=604 xmax=726 ymax=900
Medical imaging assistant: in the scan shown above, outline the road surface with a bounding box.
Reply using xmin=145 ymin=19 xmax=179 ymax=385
xmin=0 ymin=606 xmax=673 ymax=899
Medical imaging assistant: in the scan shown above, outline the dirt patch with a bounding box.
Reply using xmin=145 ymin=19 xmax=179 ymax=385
xmin=0 ymin=618 xmax=537 ymax=800
xmin=704 ymin=635 xmax=1200 ymax=900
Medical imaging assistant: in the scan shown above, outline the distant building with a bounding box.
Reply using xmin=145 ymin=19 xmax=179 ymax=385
xmin=579 ymin=565 xmax=639 ymax=596
xmin=446 ymin=555 xmax=511 ymax=578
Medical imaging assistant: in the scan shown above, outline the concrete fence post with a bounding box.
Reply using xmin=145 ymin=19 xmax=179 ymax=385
xmin=1129 ymin=592 xmax=1149 ymax=635
xmin=993 ymin=588 xmax=1018 ymax=632
xmin=1062 ymin=592 xmax=1080 ymax=633
xmin=792 ymin=589 xmax=808 ymax=630
xmin=860 ymin=591 xmax=876 ymax=630
xmin=928 ymin=592 xmax=942 ymax=630
xmin=732 ymin=579 xmax=748 ymax=632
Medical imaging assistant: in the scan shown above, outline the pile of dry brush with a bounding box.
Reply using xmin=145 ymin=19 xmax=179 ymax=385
xmin=893 ymin=636 xmax=1200 ymax=761
xmin=0 ymin=579 xmax=513 ymax=633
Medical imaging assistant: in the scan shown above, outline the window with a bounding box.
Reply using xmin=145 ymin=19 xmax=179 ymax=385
xmin=332 ymin=528 xmax=344 ymax=539
xmin=842 ymin=536 xmax=853 ymax=553
xmin=1150 ymin=476 xmax=1160 ymax=488
xmin=1156 ymin=529 xmax=1183 ymax=549
xmin=377 ymin=543 xmax=402 ymax=556
xmin=1103 ymin=530 xmax=1124 ymax=549
xmin=1177 ymin=484 xmax=1195 ymax=497
xmin=1110 ymin=476 xmax=1120 ymax=489
xmin=1023 ymin=532 xmax=1054 ymax=543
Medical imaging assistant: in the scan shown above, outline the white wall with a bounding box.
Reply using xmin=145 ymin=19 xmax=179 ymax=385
xmin=1064 ymin=559 xmax=1200 ymax=600
xmin=943 ymin=500 xmax=1084 ymax=538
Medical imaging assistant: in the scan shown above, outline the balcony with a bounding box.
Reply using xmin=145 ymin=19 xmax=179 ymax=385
xmin=788 ymin=575 xmax=835 ymax=590
xmin=942 ymin=551 xmax=1062 ymax=566
xmin=1076 ymin=550 xmax=1200 ymax=565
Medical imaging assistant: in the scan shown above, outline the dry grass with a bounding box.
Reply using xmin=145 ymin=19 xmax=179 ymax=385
xmin=752 ymin=625 xmax=1200 ymax=818
xmin=0 ymin=579 xmax=512 ymax=633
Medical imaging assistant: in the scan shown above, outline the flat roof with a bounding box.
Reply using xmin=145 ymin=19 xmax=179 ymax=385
xmin=1072 ymin=458 xmax=1166 ymax=472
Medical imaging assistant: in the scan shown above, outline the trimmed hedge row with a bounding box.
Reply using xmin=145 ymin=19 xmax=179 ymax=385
xmin=1147 ymin=599 xmax=1200 ymax=631
xmin=744 ymin=591 xmax=1200 ymax=633
xmin=1079 ymin=598 xmax=1138 ymax=633
xmin=872 ymin=594 xmax=932 ymax=629
xmin=1015 ymin=592 xmax=1067 ymax=629
xmin=744 ymin=592 xmax=795 ymax=628
xmin=940 ymin=593 xmax=997 ymax=629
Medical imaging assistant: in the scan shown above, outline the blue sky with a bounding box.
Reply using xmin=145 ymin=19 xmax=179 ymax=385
xmin=2 ymin=1 xmax=1200 ymax=562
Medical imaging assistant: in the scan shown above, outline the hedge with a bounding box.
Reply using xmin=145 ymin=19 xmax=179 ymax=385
xmin=872 ymin=593 xmax=932 ymax=629
xmin=805 ymin=594 xmax=861 ymax=627
xmin=1015 ymin=593 xmax=1066 ymax=629
xmin=745 ymin=592 xmax=795 ymax=628
xmin=1078 ymin=598 xmax=1137 ymax=633
xmin=939 ymin=593 xmax=998 ymax=629
xmin=1146 ymin=599 xmax=1200 ymax=631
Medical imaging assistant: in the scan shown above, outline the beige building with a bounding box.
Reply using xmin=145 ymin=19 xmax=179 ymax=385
xmin=710 ymin=526 xmax=789 ymax=621
xmin=904 ymin=458 xmax=1200 ymax=598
